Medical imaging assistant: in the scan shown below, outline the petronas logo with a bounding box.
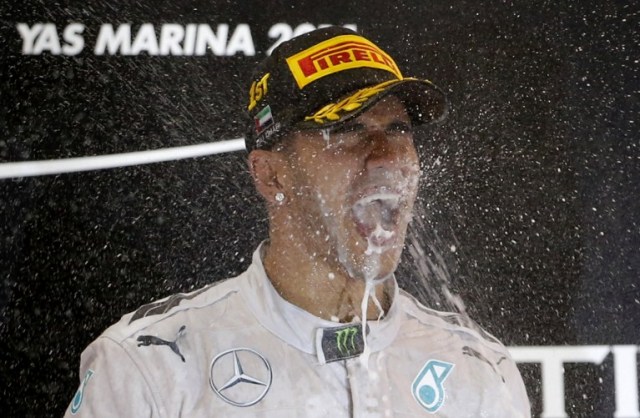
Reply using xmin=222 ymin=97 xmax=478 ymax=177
xmin=70 ymin=369 xmax=94 ymax=414
xmin=335 ymin=327 xmax=358 ymax=356
xmin=412 ymin=359 xmax=455 ymax=413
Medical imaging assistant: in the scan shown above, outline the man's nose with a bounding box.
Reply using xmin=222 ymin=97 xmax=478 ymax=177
xmin=364 ymin=130 xmax=400 ymax=170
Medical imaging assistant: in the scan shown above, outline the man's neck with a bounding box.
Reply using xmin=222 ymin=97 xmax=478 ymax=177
xmin=262 ymin=236 xmax=393 ymax=323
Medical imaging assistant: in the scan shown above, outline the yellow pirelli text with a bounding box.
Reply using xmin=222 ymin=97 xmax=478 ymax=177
xmin=285 ymin=35 xmax=403 ymax=89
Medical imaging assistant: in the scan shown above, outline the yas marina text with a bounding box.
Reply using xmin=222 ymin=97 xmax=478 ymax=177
xmin=16 ymin=23 xmax=357 ymax=56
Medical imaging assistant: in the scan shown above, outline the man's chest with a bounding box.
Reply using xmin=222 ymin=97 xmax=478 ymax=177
xmin=132 ymin=325 xmax=519 ymax=417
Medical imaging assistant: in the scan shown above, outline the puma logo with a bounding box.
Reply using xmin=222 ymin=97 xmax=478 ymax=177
xmin=137 ymin=325 xmax=186 ymax=362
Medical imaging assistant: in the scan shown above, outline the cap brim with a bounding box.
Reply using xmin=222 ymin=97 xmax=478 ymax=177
xmin=297 ymin=78 xmax=448 ymax=130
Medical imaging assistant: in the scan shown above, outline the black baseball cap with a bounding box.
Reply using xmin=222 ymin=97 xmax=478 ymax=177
xmin=245 ymin=26 xmax=448 ymax=151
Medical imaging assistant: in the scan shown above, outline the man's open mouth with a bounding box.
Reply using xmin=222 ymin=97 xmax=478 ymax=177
xmin=351 ymin=190 xmax=403 ymax=248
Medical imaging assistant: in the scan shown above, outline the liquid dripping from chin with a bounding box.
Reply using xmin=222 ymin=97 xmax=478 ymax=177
xmin=358 ymin=223 xmax=387 ymax=369
xmin=359 ymin=279 xmax=374 ymax=368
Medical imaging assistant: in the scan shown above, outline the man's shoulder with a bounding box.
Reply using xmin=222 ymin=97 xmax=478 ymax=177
xmin=101 ymin=275 xmax=245 ymax=343
xmin=397 ymin=290 xmax=508 ymax=351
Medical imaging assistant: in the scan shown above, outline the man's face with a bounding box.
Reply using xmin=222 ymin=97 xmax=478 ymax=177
xmin=281 ymin=96 xmax=420 ymax=281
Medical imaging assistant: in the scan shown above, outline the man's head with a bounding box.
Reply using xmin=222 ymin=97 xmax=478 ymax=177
xmin=246 ymin=27 xmax=447 ymax=281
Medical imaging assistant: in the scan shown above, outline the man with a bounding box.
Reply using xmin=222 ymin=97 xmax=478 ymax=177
xmin=66 ymin=27 xmax=530 ymax=417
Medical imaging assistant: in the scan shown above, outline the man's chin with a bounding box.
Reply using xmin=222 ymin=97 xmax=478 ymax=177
xmin=345 ymin=245 xmax=403 ymax=282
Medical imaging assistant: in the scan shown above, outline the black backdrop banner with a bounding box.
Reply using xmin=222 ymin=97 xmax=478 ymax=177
xmin=1 ymin=1 xmax=638 ymax=417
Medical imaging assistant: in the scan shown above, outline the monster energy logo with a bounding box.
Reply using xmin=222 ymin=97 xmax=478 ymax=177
xmin=335 ymin=327 xmax=358 ymax=356
xmin=318 ymin=324 xmax=366 ymax=363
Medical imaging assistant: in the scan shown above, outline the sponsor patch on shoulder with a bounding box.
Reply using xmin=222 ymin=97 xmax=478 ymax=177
xmin=70 ymin=369 xmax=94 ymax=415
xmin=411 ymin=359 xmax=454 ymax=414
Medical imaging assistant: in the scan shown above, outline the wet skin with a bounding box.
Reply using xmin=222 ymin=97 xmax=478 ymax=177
xmin=250 ymin=96 xmax=420 ymax=322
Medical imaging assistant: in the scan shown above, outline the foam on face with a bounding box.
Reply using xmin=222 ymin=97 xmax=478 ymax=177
xmin=321 ymin=128 xmax=331 ymax=142
xmin=352 ymin=193 xmax=401 ymax=229
xmin=365 ymin=224 xmax=395 ymax=255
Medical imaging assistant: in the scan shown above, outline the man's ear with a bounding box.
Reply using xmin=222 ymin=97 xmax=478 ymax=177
xmin=248 ymin=149 xmax=288 ymax=205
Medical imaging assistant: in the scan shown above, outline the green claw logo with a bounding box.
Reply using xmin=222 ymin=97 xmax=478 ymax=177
xmin=335 ymin=327 xmax=358 ymax=355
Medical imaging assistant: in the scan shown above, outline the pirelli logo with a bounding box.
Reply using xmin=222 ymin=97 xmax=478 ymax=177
xmin=286 ymin=34 xmax=403 ymax=89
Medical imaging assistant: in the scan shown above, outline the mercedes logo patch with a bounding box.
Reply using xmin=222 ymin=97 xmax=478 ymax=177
xmin=209 ymin=347 xmax=272 ymax=407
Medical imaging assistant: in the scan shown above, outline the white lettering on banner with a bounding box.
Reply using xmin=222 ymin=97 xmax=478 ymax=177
xmin=509 ymin=345 xmax=640 ymax=418
xmin=158 ymin=23 xmax=183 ymax=55
xmin=131 ymin=24 xmax=158 ymax=55
xmin=63 ymin=23 xmax=85 ymax=55
xmin=266 ymin=23 xmax=358 ymax=55
xmin=226 ymin=24 xmax=254 ymax=56
xmin=94 ymin=23 xmax=254 ymax=56
xmin=193 ymin=24 xmax=229 ymax=55
xmin=94 ymin=23 xmax=131 ymax=55
xmin=16 ymin=23 xmax=41 ymax=54
xmin=612 ymin=346 xmax=640 ymax=418
xmin=184 ymin=24 xmax=197 ymax=54
xmin=28 ymin=24 xmax=58 ymax=54
xmin=17 ymin=23 xmax=356 ymax=56
xmin=16 ymin=23 xmax=85 ymax=55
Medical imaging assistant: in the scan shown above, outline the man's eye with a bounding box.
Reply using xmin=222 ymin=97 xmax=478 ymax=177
xmin=387 ymin=122 xmax=413 ymax=135
xmin=331 ymin=123 xmax=365 ymax=135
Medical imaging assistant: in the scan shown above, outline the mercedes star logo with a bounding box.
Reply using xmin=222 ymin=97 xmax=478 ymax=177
xmin=209 ymin=347 xmax=272 ymax=407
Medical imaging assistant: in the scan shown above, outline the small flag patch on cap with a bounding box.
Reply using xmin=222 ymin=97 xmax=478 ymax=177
xmin=254 ymin=105 xmax=274 ymax=135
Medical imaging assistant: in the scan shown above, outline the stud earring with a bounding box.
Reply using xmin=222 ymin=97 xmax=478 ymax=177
xmin=275 ymin=192 xmax=285 ymax=203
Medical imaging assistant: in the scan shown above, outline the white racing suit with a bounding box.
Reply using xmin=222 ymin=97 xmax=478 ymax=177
xmin=65 ymin=246 xmax=531 ymax=417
